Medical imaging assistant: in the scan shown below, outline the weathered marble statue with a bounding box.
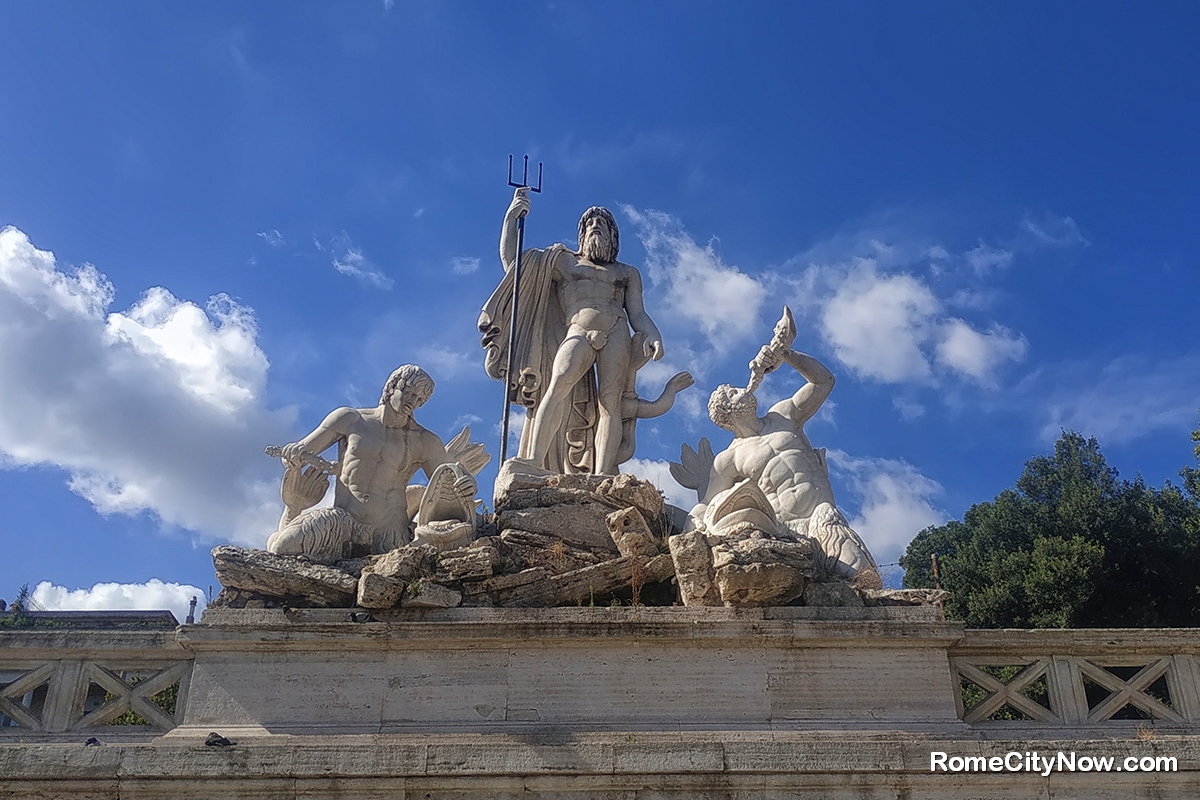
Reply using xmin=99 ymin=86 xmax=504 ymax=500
xmin=672 ymin=308 xmax=877 ymax=583
xmin=264 ymin=365 xmax=489 ymax=560
xmin=479 ymin=187 xmax=668 ymax=475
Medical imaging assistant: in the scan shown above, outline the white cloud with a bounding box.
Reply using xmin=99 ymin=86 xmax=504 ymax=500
xmin=622 ymin=457 xmax=694 ymax=509
xmin=827 ymin=450 xmax=946 ymax=567
xmin=1021 ymin=214 xmax=1090 ymax=247
xmin=964 ymin=242 xmax=1013 ymax=275
xmin=807 ymin=258 xmax=1025 ymax=386
xmin=820 ymin=262 xmax=937 ymax=382
xmin=413 ymin=208 xmax=425 ymax=219
xmin=893 ymin=397 xmax=925 ymax=421
xmin=316 ymin=233 xmax=393 ymax=289
xmin=0 ymin=226 xmax=294 ymax=546
xmin=32 ymin=579 xmax=206 ymax=625
xmin=935 ymin=319 xmax=1027 ymax=384
xmin=451 ymin=256 xmax=480 ymax=275
xmin=257 ymin=230 xmax=283 ymax=247
xmin=418 ymin=345 xmax=475 ymax=379
xmin=1037 ymin=356 xmax=1200 ymax=445
xmin=494 ymin=406 xmax=526 ymax=453
xmin=624 ymin=207 xmax=766 ymax=353
xmin=451 ymin=413 xmax=484 ymax=433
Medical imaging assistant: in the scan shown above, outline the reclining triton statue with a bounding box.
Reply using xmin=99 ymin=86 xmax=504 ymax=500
xmin=263 ymin=365 xmax=490 ymax=561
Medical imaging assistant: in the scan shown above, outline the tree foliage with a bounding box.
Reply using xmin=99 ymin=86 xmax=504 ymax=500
xmin=902 ymin=425 xmax=1200 ymax=628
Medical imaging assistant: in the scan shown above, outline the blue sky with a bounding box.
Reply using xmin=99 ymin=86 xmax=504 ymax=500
xmin=2 ymin=2 xmax=1198 ymax=619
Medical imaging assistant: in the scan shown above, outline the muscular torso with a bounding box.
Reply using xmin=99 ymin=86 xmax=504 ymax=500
xmin=331 ymin=411 xmax=434 ymax=532
xmin=556 ymin=255 xmax=630 ymax=333
xmin=718 ymin=414 xmax=835 ymax=523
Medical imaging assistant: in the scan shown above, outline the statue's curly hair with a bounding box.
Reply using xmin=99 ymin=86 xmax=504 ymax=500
xmin=380 ymin=364 xmax=435 ymax=407
xmin=708 ymin=384 xmax=757 ymax=431
xmin=577 ymin=206 xmax=619 ymax=262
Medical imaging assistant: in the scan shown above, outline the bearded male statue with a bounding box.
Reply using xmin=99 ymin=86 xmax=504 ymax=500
xmin=479 ymin=187 xmax=665 ymax=475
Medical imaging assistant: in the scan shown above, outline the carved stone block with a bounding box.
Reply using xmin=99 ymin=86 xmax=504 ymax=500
xmin=212 ymin=546 xmax=358 ymax=607
xmin=666 ymin=532 xmax=721 ymax=607
xmin=498 ymin=530 xmax=606 ymax=575
xmin=435 ymin=546 xmax=498 ymax=583
xmin=497 ymin=503 xmax=619 ymax=553
xmin=710 ymin=537 xmax=812 ymax=607
xmin=606 ymin=507 xmax=659 ymax=559
xmin=356 ymin=569 xmax=405 ymax=609
xmin=401 ymin=578 xmax=462 ymax=608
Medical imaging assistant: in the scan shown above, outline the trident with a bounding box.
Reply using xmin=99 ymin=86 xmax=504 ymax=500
xmin=499 ymin=154 xmax=543 ymax=464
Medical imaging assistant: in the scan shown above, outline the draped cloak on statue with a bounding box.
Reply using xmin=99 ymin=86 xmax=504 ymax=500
xmin=478 ymin=244 xmax=598 ymax=473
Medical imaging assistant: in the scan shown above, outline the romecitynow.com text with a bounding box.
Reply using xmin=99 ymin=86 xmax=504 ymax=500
xmin=931 ymin=751 xmax=1177 ymax=775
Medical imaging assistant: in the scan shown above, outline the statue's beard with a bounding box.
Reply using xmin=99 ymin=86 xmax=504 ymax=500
xmin=581 ymin=231 xmax=616 ymax=264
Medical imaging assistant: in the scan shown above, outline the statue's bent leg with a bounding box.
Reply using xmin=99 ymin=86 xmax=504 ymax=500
xmin=808 ymin=502 xmax=878 ymax=582
xmin=267 ymin=507 xmax=364 ymax=561
xmin=527 ymin=333 xmax=595 ymax=466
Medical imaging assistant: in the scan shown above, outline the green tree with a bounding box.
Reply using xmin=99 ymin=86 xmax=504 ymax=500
xmin=902 ymin=429 xmax=1200 ymax=627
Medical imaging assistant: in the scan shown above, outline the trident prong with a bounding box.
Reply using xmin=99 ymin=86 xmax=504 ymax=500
xmin=507 ymin=154 xmax=543 ymax=193
xmin=499 ymin=154 xmax=544 ymax=465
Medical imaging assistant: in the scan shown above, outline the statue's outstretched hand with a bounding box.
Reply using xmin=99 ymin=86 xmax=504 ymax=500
xmin=666 ymin=371 xmax=695 ymax=395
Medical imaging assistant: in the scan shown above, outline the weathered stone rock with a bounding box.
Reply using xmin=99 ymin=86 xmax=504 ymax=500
xmin=500 ymin=554 xmax=675 ymax=607
xmin=499 ymin=530 xmax=606 ymax=575
xmin=606 ymin=507 xmax=659 ymax=559
xmin=804 ymin=580 xmax=865 ymax=608
xmin=334 ymin=555 xmax=379 ymax=578
xmin=212 ymin=545 xmax=358 ymax=607
xmin=356 ymin=569 xmax=406 ymax=609
xmin=369 ymin=544 xmax=438 ymax=583
xmin=596 ymin=473 xmax=665 ymax=521
xmin=709 ymin=537 xmax=812 ymax=607
xmin=354 ymin=544 xmax=440 ymax=609
xmin=401 ymin=578 xmax=461 ymax=608
xmin=462 ymin=567 xmax=547 ymax=600
xmin=493 ymin=462 xmax=664 ymax=523
xmin=497 ymin=503 xmax=619 ymax=552
xmin=861 ymin=587 xmax=949 ymax=607
xmin=435 ymin=546 xmax=498 ymax=583
xmin=667 ymin=531 xmax=721 ymax=606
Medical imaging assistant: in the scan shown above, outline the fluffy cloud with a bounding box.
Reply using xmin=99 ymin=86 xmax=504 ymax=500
xmin=820 ymin=264 xmax=938 ymax=382
xmin=32 ymin=579 xmax=206 ymax=625
xmin=815 ymin=261 xmax=1026 ymax=385
xmin=624 ymin=207 xmax=766 ymax=354
xmin=827 ymin=450 xmax=946 ymax=568
xmin=0 ymin=226 xmax=294 ymax=545
xmin=622 ymin=457 xmax=695 ymax=509
xmin=935 ymin=319 xmax=1027 ymax=384
xmin=451 ymin=256 xmax=480 ymax=275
